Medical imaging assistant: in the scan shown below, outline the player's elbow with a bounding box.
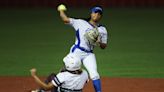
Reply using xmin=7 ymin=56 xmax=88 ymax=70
xmin=100 ymin=43 xmax=107 ymax=49
xmin=60 ymin=15 xmax=70 ymax=24
xmin=61 ymin=17 xmax=70 ymax=24
xmin=42 ymin=83 xmax=54 ymax=91
xmin=63 ymin=19 xmax=70 ymax=24
xmin=100 ymin=46 xmax=106 ymax=49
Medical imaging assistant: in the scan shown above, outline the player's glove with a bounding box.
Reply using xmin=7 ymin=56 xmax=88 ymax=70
xmin=84 ymin=28 xmax=99 ymax=45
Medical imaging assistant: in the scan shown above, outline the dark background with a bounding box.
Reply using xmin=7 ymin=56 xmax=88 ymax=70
xmin=0 ymin=0 xmax=164 ymax=77
xmin=0 ymin=0 xmax=164 ymax=8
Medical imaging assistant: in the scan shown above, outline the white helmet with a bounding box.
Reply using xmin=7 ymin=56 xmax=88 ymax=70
xmin=63 ymin=54 xmax=81 ymax=71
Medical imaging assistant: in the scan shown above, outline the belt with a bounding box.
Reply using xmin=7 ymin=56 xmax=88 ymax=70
xmin=72 ymin=45 xmax=93 ymax=53
xmin=59 ymin=87 xmax=82 ymax=92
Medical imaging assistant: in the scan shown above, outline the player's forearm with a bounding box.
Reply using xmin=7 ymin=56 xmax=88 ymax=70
xmin=59 ymin=11 xmax=70 ymax=24
xmin=32 ymin=75 xmax=52 ymax=90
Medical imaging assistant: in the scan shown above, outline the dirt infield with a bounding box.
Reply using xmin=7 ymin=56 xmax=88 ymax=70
xmin=0 ymin=77 xmax=164 ymax=92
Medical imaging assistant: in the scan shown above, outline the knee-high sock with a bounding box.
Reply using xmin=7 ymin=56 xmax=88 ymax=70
xmin=93 ymin=79 xmax=102 ymax=92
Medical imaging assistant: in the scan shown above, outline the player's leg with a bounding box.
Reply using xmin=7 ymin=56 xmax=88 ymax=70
xmin=82 ymin=53 xmax=102 ymax=92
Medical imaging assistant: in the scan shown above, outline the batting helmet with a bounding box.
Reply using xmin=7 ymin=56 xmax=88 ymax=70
xmin=63 ymin=54 xmax=81 ymax=71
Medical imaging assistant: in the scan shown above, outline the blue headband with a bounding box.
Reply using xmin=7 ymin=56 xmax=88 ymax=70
xmin=91 ymin=6 xmax=103 ymax=14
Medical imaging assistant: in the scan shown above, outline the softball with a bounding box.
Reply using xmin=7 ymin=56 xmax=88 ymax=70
xmin=57 ymin=4 xmax=67 ymax=11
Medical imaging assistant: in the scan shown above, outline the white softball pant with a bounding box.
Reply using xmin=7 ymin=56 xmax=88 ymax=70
xmin=68 ymin=47 xmax=100 ymax=80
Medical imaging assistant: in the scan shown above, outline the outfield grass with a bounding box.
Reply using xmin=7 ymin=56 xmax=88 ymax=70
xmin=0 ymin=8 xmax=164 ymax=78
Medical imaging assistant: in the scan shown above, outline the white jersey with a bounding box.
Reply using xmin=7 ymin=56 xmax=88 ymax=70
xmin=51 ymin=69 xmax=88 ymax=91
xmin=69 ymin=18 xmax=108 ymax=52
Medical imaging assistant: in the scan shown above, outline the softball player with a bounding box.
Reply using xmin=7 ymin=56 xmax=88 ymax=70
xmin=30 ymin=54 xmax=89 ymax=92
xmin=58 ymin=5 xmax=108 ymax=92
